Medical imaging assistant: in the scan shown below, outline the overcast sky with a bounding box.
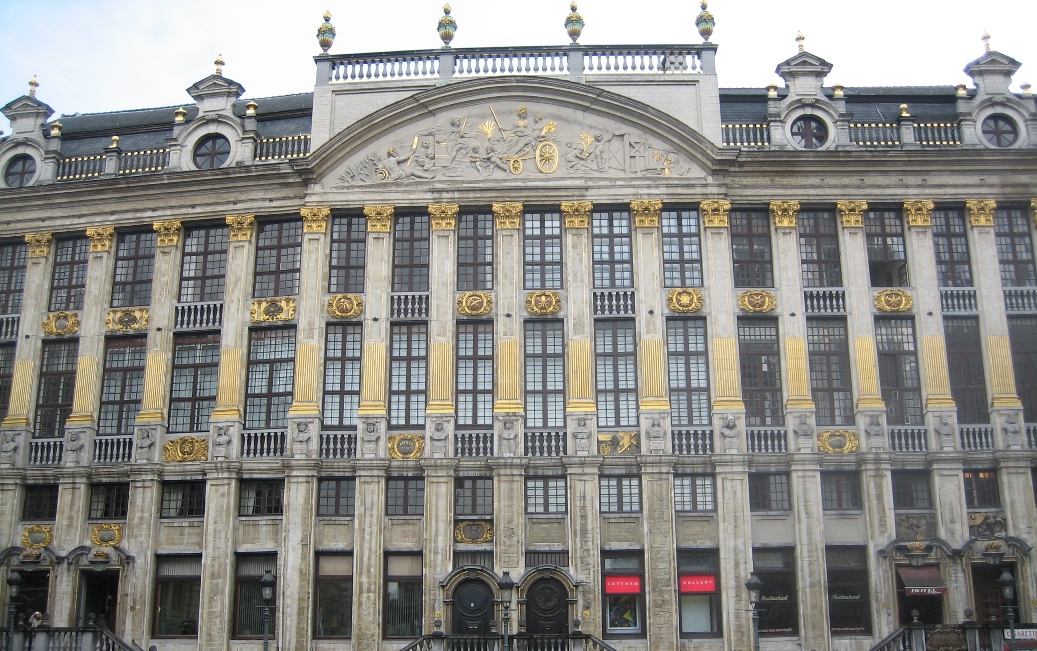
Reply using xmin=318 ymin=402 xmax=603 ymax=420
xmin=1 ymin=0 xmax=1033 ymax=130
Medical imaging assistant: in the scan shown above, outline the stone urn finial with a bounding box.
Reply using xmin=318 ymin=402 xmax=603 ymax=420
xmin=317 ymin=11 xmax=336 ymax=53
xmin=695 ymin=1 xmax=714 ymax=42
xmin=214 ymin=54 xmax=225 ymax=76
xmin=28 ymin=75 xmax=39 ymax=98
xmin=565 ymin=2 xmax=584 ymax=44
xmin=796 ymin=31 xmax=805 ymax=52
xmin=438 ymin=4 xmax=457 ymax=47
xmin=981 ymin=30 xmax=991 ymax=53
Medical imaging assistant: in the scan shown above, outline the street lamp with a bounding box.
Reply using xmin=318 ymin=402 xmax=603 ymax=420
xmin=6 ymin=570 xmax=22 ymax=651
xmin=998 ymin=568 xmax=1016 ymax=651
xmin=498 ymin=571 xmax=515 ymax=651
xmin=260 ymin=569 xmax=276 ymax=651
xmin=745 ymin=573 xmax=762 ymax=651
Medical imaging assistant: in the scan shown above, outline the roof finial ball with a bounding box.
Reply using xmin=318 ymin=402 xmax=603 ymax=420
xmin=796 ymin=31 xmax=805 ymax=53
xmin=438 ymin=4 xmax=457 ymax=48
xmin=982 ymin=31 xmax=991 ymax=53
xmin=565 ymin=2 xmax=584 ymax=44
xmin=28 ymin=75 xmax=39 ymax=98
xmin=215 ymin=55 xmax=225 ymax=76
xmin=317 ymin=11 xmax=337 ymax=53
xmin=695 ymin=2 xmax=715 ymax=42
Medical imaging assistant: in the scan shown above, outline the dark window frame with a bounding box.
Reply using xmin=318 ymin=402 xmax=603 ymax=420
xmin=667 ymin=317 xmax=711 ymax=427
xmin=389 ymin=323 xmax=427 ymax=428
xmin=820 ymin=471 xmax=862 ymax=511
xmin=944 ymin=316 xmax=989 ymax=424
xmin=875 ymin=317 xmax=923 ymax=426
xmin=315 ymin=554 xmax=354 ymax=638
xmin=753 ymin=548 xmax=799 ymax=636
xmin=662 ymin=207 xmax=703 ymax=288
xmin=730 ymin=209 xmax=773 ymax=288
xmin=523 ymin=210 xmax=563 ymax=290
xmin=178 ymin=225 xmax=229 ymax=303
xmin=328 ymin=214 xmax=367 ymax=294
xmin=318 ymin=478 xmax=357 ymax=517
xmin=153 ymin=556 xmax=202 ymax=638
xmin=234 ymin=555 xmax=278 ymax=638
xmin=595 ymin=319 xmax=638 ymax=428
xmin=995 ymin=207 xmax=1037 ymax=287
xmin=865 ymin=209 xmax=909 ymax=287
xmin=456 ymin=321 xmax=493 ymax=428
xmin=807 ymin=318 xmax=854 ymax=426
xmin=110 ymin=231 xmax=156 ymax=307
xmin=526 ymin=477 xmax=567 ymax=514
xmin=891 ymin=470 xmax=932 ymax=511
xmin=34 ymin=339 xmax=78 ymax=439
xmin=1009 ymin=315 xmax=1037 ymax=421
xmin=21 ymin=484 xmax=59 ymax=521
xmin=160 ymin=481 xmax=206 ymax=518
xmin=455 ymin=477 xmax=493 ymax=516
xmin=169 ymin=332 xmax=220 ymax=434
xmin=193 ymin=135 xmax=231 ymax=170
xmin=89 ymin=483 xmax=130 ymax=520
xmin=798 ymin=209 xmax=843 ymax=287
xmin=323 ymin=324 xmax=363 ymax=430
xmin=0 ymin=241 xmax=28 ymax=315
xmin=600 ymin=476 xmax=642 ymax=513
xmin=602 ymin=552 xmax=646 ymax=638
xmin=963 ymin=470 xmax=1001 ymax=509
xmin=238 ymin=480 xmax=285 ymax=516
xmin=457 ymin=211 xmax=494 ymax=290
xmin=524 ymin=320 xmax=566 ymax=428
xmin=392 ymin=214 xmax=430 ymax=292
xmin=0 ymin=342 xmax=15 ymax=421
xmin=254 ymin=220 xmax=302 ymax=298
xmin=48 ymin=236 xmax=90 ymax=312
xmin=674 ymin=475 xmax=716 ymax=512
xmin=244 ymin=327 xmax=296 ymax=430
xmin=738 ymin=318 xmax=784 ymax=427
xmin=386 ymin=477 xmax=425 ymax=516
xmin=748 ymin=473 xmax=791 ymax=512
xmin=592 ymin=210 xmax=634 ymax=289
xmin=826 ymin=547 xmax=872 ymax=635
xmin=932 ymin=208 xmax=973 ymax=287
xmin=384 ymin=553 xmax=423 ymax=638
xmin=98 ymin=336 xmax=147 ymax=436
xmin=4 ymin=154 xmax=37 ymax=188
xmin=677 ymin=550 xmax=722 ymax=637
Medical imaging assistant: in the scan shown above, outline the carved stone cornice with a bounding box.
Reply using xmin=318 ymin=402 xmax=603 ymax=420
xmin=965 ymin=199 xmax=996 ymax=227
xmin=737 ymin=290 xmax=777 ymax=313
xmin=42 ymin=311 xmax=79 ymax=336
xmin=874 ymin=289 xmax=913 ymax=312
xmin=561 ymin=201 xmax=592 ymax=228
xmin=770 ymin=200 xmax=800 ymax=228
xmin=226 ymin=214 xmax=256 ymax=241
xmin=700 ymin=200 xmax=731 ymax=228
xmin=25 ymin=233 xmax=52 ymax=258
xmin=429 ymin=203 xmax=460 ymax=230
xmin=86 ymin=226 xmax=115 ymax=252
xmin=456 ymin=291 xmax=493 ymax=316
xmin=630 ymin=200 xmax=663 ymax=228
xmin=836 ymin=201 xmax=867 ymax=228
xmin=903 ymin=200 xmax=934 ymax=227
xmin=301 ymin=206 xmax=332 ymax=233
xmin=251 ymin=297 xmax=297 ymax=322
xmin=492 ymin=202 xmax=523 ymax=229
xmin=363 ymin=205 xmax=394 ymax=232
xmin=152 ymin=220 xmax=182 ymax=247
xmin=327 ymin=294 xmax=364 ymax=319
xmin=105 ymin=308 xmax=148 ymax=332
xmin=667 ymin=288 xmax=704 ymax=313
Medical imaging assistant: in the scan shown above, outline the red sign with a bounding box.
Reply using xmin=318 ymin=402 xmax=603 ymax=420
xmin=604 ymin=576 xmax=641 ymax=594
xmin=679 ymin=574 xmax=717 ymax=594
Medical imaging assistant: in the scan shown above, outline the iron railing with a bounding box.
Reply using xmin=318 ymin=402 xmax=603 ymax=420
xmin=117 ymin=148 xmax=169 ymax=175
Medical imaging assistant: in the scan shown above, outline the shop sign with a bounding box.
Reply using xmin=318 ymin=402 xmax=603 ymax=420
xmin=604 ymin=576 xmax=641 ymax=594
xmin=679 ymin=574 xmax=717 ymax=593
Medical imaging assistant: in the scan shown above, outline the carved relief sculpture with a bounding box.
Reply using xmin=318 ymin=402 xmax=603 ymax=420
xmin=903 ymin=200 xmax=934 ymax=227
xmin=874 ymin=289 xmax=913 ymax=312
xmin=429 ymin=203 xmax=460 ymax=230
xmin=865 ymin=414 xmax=884 ymax=438
xmin=646 ymin=418 xmax=665 ymax=454
xmin=770 ymin=200 xmax=800 ymax=228
xmin=965 ymin=199 xmax=996 ymax=227
xmin=65 ymin=431 xmax=84 ymax=465
xmin=561 ymin=201 xmax=592 ymax=228
xmin=701 ymin=200 xmax=731 ymax=228
xmin=135 ymin=428 xmax=155 ymax=463
xmin=251 ymin=297 xmax=297 ymax=322
xmin=327 ymin=294 xmax=364 ymax=319
xmin=388 ymin=434 xmax=424 ymax=459
xmin=457 ymin=292 xmax=493 ymax=316
xmin=211 ymin=426 xmax=231 ymax=460
xmin=226 ymin=214 xmax=256 ymax=241
xmin=0 ymin=431 xmax=19 ymax=466
xmin=153 ymin=220 xmax=183 ymax=247
xmin=25 ymin=232 xmax=52 ymax=258
xmin=21 ymin=524 xmax=52 ymax=549
xmin=934 ymin=414 xmax=955 ymax=449
xmin=500 ymin=418 xmax=519 ymax=456
xmin=361 ymin=421 xmax=381 ymax=458
xmin=492 ymin=202 xmax=523 ymax=229
xmin=720 ymin=415 xmax=741 ymax=452
xmin=301 ymin=206 xmax=332 ymax=233
xmin=818 ymin=430 xmax=860 ymax=454
xmin=363 ymin=205 xmax=394 ymax=232
xmin=86 ymin=226 xmax=115 ymax=252
xmin=737 ymin=290 xmax=777 ymax=313
xmin=105 ymin=308 xmax=149 ymax=332
xmin=429 ymin=419 xmax=449 ymax=458
xmin=454 ymin=521 xmax=494 ymax=544
xmin=42 ymin=311 xmax=80 ymax=336
xmin=630 ymin=200 xmax=663 ymax=227
xmin=573 ymin=417 xmax=591 ymax=455
xmin=292 ymin=421 xmax=312 ymax=458
xmin=597 ymin=431 xmax=639 ymax=455
xmin=164 ymin=436 xmax=209 ymax=462
xmin=667 ymin=288 xmax=703 ymax=313
xmin=526 ymin=290 xmax=562 ymax=315
xmin=836 ymin=200 xmax=867 ymax=228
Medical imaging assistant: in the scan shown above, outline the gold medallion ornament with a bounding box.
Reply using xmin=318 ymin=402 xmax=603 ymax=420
xmin=152 ymin=220 xmax=182 ymax=247
xmin=457 ymin=292 xmax=493 ymax=316
xmin=327 ymin=294 xmax=364 ymax=319
xmin=818 ymin=430 xmax=860 ymax=453
xmin=25 ymin=232 xmax=53 ymax=258
xmin=630 ymin=200 xmax=663 ymax=228
xmin=164 ymin=436 xmax=209 ymax=462
xmin=86 ymin=226 xmax=115 ymax=252
xmin=526 ymin=290 xmax=562 ymax=315
xmin=598 ymin=431 xmax=640 ymax=455
xmin=492 ymin=202 xmax=523 ymax=229
xmin=226 ymin=214 xmax=256 ymax=241
xmin=667 ymin=288 xmax=704 ymax=313
xmin=105 ymin=308 xmax=148 ymax=332
xmin=454 ymin=520 xmax=494 ymax=544
xmin=837 ymin=201 xmax=867 ymax=228
xmin=874 ymin=289 xmax=913 ymax=312
xmin=965 ymin=199 xmax=996 ymax=227
xmin=90 ymin=523 xmax=123 ymax=547
xmin=770 ymin=200 xmax=800 ymax=228
xmin=363 ymin=205 xmax=394 ymax=232
xmin=737 ymin=290 xmax=777 ymax=313
xmin=388 ymin=434 xmax=424 ymax=459
xmin=429 ymin=203 xmax=460 ymax=230
xmin=251 ymin=297 xmax=297 ymax=322
xmin=701 ymin=200 xmax=731 ymax=228
xmin=903 ymin=200 xmax=934 ymax=227
xmin=42 ymin=311 xmax=80 ymax=336
xmin=560 ymin=201 xmax=592 ymax=228
xmin=21 ymin=525 xmax=52 ymax=549
xmin=301 ymin=206 xmax=332 ymax=233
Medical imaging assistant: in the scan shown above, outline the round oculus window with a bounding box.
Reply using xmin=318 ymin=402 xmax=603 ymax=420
xmin=790 ymin=116 xmax=829 ymax=150
xmin=193 ymin=134 xmax=232 ymax=169
xmin=981 ymin=114 xmax=1018 ymax=148
xmin=4 ymin=154 xmax=37 ymax=188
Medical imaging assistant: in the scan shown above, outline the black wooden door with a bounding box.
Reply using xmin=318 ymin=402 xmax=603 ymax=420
xmin=526 ymin=578 xmax=568 ymax=635
xmin=453 ymin=579 xmax=494 ymax=634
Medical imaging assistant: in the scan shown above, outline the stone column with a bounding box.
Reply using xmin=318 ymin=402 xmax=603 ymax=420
xmin=197 ymin=462 xmax=240 ymax=651
xmin=860 ymin=454 xmax=897 ymax=637
xmin=492 ymin=203 xmax=525 ymax=454
xmin=422 ymin=458 xmax=457 ymax=631
xmin=997 ymin=453 xmax=1037 ymax=622
xmin=564 ymin=457 xmax=602 ymax=635
xmin=640 ymin=457 xmax=678 ymax=651
xmin=51 ymin=466 xmax=91 ymax=626
xmin=714 ymin=455 xmax=753 ymax=651
xmin=560 ymin=202 xmax=596 ymax=450
xmin=491 ymin=457 xmax=528 ymax=577
xmin=121 ymin=466 xmax=161 ymax=643
xmin=789 ymin=456 xmax=830 ymax=651
xmin=0 ymin=472 xmax=23 ymax=549
xmin=287 ymin=208 xmax=331 ymax=424
xmin=356 ymin=206 xmax=393 ymax=456
xmin=930 ymin=453 xmax=970 ymax=619
xmin=426 ymin=204 xmax=458 ymax=456
xmin=279 ymin=459 xmax=319 ymax=649
xmin=352 ymin=459 xmax=388 ymax=649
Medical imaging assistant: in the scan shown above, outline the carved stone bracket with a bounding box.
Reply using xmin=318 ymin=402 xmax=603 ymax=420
xmin=770 ymin=200 xmax=800 ymax=228
xmin=388 ymin=434 xmax=424 ymax=459
xmin=251 ymin=297 xmax=297 ymax=322
xmin=837 ymin=201 xmax=867 ymax=228
xmin=597 ymin=431 xmax=639 ymax=455
xmin=526 ymin=290 xmax=562 ymax=315
xmin=561 ymin=201 xmax=592 ymax=228
xmin=701 ymin=200 xmax=731 ymax=228
xmin=25 ymin=232 xmax=53 ymax=257
xmin=965 ymin=199 xmax=996 ymax=227
xmin=105 ymin=308 xmax=148 ymax=332
xmin=737 ymin=290 xmax=777 ymax=313
xmin=429 ymin=203 xmax=460 ymax=230
xmin=163 ymin=436 xmax=209 ymax=462
xmin=631 ymin=200 xmax=663 ymax=228
xmin=153 ymin=220 xmax=183 ymax=247
xmin=327 ymin=294 xmax=364 ymax=319
xmin=492 ymin=202 xmax=523 ymax=229
xmin=818 ymin=430 xmax=859 ymax=453
xmin=90 ymin=523 xmax=123 ymax=547
xmin=667 ymin=288 xmax=704 ymax=313
xmin=86 ymin=226 xmax=115 ymax=252
xmin=226 ymin=214 xmax=256 ymax=241
xmin=301 ymin=206 xmax=332 ymax=233
xmin=457 ymin=291 xmax=493 ymax=316
xmin=42 ymin=311 xmax=80 ymax=336
xmin=454 ymin=520 xmax=494 ymax=544
xmin=363 ymin=205 xmax=394 ymax=232
xmin=22 ymin=525 xmax=53 ymax=549
xmin=874 ymin=289 xmax=913 ymax=312
xmin=903 ymin=200 xmax=934 ymax=227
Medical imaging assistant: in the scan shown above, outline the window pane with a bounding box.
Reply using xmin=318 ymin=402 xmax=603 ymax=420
xmin=807 ymin=318 xmax=854 ymax=426
xmin=179 ymin=226 xmax=229 ymax=302
xmin=592 ymin=210 xmax=633 ymax=289
xmin=154 ymin=579 xmax=202 ymax=637
xmin=738 ymin=319 xmax=783 ymax=426
xmin=254 ymin=220 xmax=302 ymax=298
xmin=731 ymin=210 xmax=773 ymax=287
xmin=524 ymin=211 xmax=563 ymax=289
xmin=662 ymin=208 xmax=702 ymax=287
xmin=595 ymin=320 xmax=638 ymax=428
xmin=329 ymin=215 xmax=367 ymax=293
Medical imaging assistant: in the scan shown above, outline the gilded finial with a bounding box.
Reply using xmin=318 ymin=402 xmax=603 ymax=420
xmin=245 ymin=101 xmax=258 ymax=117
xmin=981 ymin=31 xmax=991 ymax=53
xmin=833 ymin=83 xmax=844 ymax=98
xmin=109 ymin=135 xmax=121 ymax=149
xmin=899 ymin=104 xmax=910 ymax=118
xmin=695 ymin=1 xmax=715 ymax=42
xmin=565 ymin=2 xmax=584 ymax=44
xmin=956 ymin=84 xmax=967 ymax=97
xmin=50 ymin=121 xmax=63 ymax=137
xmin=317 ymin=10 xmax=336 ymax=53
xmin=28 ymin=76 xmax=39 ymax=98
xmin=174 ymin=107 xmax=187 ymax=124
xmin=214 ymin=54 xmax=225 ymax=76
xmin=438 ymin=4 xmax=458 ymax=47
xmin=796 ymin=31 xmax=805 ymax=53
xmin=1022 ymin=83 xmax=1033 ymax=96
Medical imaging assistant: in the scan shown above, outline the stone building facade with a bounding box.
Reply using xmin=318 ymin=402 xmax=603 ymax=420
xmin=1 ymin=12 xmax=1037 ymax=651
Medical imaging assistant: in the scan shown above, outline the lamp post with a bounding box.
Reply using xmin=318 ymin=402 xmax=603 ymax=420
xmin=999 ymin=568 xmax=1016 ymax=651
xmin=6 ymin=570 xmax=22 ymax=651
xmin=260 ymin=569 xmax=276 ymax=651
xmin=745 ymin=573 xmax=762 ymax=651
xmin=498 ymin=571 xmax=515 ymax=651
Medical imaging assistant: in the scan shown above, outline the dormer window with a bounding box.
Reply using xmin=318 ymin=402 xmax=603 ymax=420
xmin=4 ymin=154 xmax=37 ymax=188
xmin=981 ymin=114 xmax=1018 ymax=148
xmin=790 ymin=116 xmax=828 ymax=150
xmin=193 ymin=134 xmax=231 ymax=169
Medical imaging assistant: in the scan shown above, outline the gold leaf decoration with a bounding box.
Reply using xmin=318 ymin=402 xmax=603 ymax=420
xmin=737 ymin=290 xmax=777 ymax=313
xmin=163 ymin=436 xmax=209 ymax=462
xmin=965 ymin=199 xmax=996 ymax=227
xmin=560 ymin=201 xmax=592 ymax=228
xmin=874 ymin=289 xmax=913 ymax=312
xmin=153 ymin=220 xmax=183 ymax=247
xmin=492 ymin=202 xmax=523 ymax=229
xmin=700 ymin=200 xmax=731 ymax=228
xmin=301 ymin=206 xmax=332 ymax=233
xmin=818 ymin=430 xmax=860 ymax=454
xmin=903 ymin=200 xmax=934 ymax=227
xmin=428 ymin=203 xmax=459 ymax=230
xmin=105 ymin=308 xmax=149 ymax=332
xmin=90 ymin=523 xmax=123 ymax=547
xmin=457 ymin=292 xmax=493 ymax=316
xmin=327 ymin=294 xmax=364 ymax=319
xmin=770 ymin=200 xmax=801 ymax=228
xmin=86 ymin=226 xmax=115 ymax=252
xmin=251 ymin=297 xmax=297 ymax=323
xmin=667 ymin=288 xmax=704 ymax=313
xmin=388 ymin=434 xmax=424 ymax=459
xmin=363 ymin=205 xmax=394 ymax=232
xmin=526 ymin=290 xmax=562 ymax=316
xmin=630 ymin=200 xmax=663 ymax=228
xmin=21 ymin=525 xmax=52 ymax=549
xmin=25 ymin=233 xmax=52 ymax=258
xmin=837 ymin=201 xmax=867 ymax=228
xmin=226 ymin=214 xmax=256 ymax=241
xmin=598 ymin=431 xmax=640 ymax=455
xmin=454 ymin=520 xmax=494 ymax=544
xmin=42 ymin=311 xmax=80 ymax=336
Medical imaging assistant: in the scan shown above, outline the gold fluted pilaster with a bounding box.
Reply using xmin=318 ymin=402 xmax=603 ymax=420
xmin=0 ymin=360 xmax=35 ymax=427
xmin=211 ymin=348 xmax=244 ymax=420
xmin=135 ymin=352 xmax=169 ymax=423
xmin=987 ymin=335 xmax=1022 ymax=407
xmin=288 ymin=342 xmax=322 ymax=415
xmin=494 ymin=339 xmax=524 ymax=412
xmin=357 ymin=342 xmax=387 ymax=415
xmin=66 ymin=357 xmax=98 ymax=425
xmin=425 ymin=341 xmax=455 ymax=414
xmin=853 ymin=337 xmax=885 ymax=408
xmin=638 ymin=338 xmax=669 ymax=411
xmin=566 ymin=339 xmax=596 ymax=412
xmin=712 ymin=337 xmax=744 ymax=410
xmin=921 ymin=335 xmax=956 ymax=409
xmin=784 ymin=337 xmax=815 ymax=409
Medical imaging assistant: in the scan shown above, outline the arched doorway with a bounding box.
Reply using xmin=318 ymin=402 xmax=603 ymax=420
xmin=525 ymin=577 xmax=568 ymax=635
xmin=452 ymin=578 xmax=494 ymax=634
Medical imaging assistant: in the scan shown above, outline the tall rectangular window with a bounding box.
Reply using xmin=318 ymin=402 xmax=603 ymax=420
xmin=235 ymin=555 xmax=277 ymax=637
xmin=932 ymin=208 xmax=973 ymax=287
xmin=49 ymin=236 xmax=90 ymax=311
xmin=385 ymin=554 xmax=423 ymax=638
xmin=323 ymin=324 xmax=362 ymax=430
xmin=865 ymin=209 xmax=909 ymax=287
xmin=254 ymin=220 xmax=302 ymax=297
xmin=21 ymin=485 xmax=59 ymax=521
xmin=678 ymin=551 xmax=721 ymax=636
xmin=662 ymin=208 xmax=703 ymax=287
xmin=318 ymin=478 xmax=356 ymax=516
xmin=524 ymin=210 xmax=563 ymax=289
xmin=752 ymin=548 xmax=798 ymax=636
xmin=329 ymin=215 xmax=367 ymax=294
xmin=602 ymin=553 xmax=645 ymax=636
xmin=457 ymin=212 xmax=493 ymax=290
xmin=316 ymin=555 xmax=353 ymax=638
xmin=748 ymin=473 xmax=790 ymax=512
xmin=153 ymin=556 xmax=202 ymax=638
xmin=525 ymin=321 xmax=565 ymax=428
xmin=667 ymin=318 xmax=710 ymax=426
xmin=160 ymin=481 xmax=206 ymax=518
xmin=111 ymin=231 xmax=156 ymax=307
xmin=245 ymin=328 xmax=296 ymax=429
xmin=387 ymin=478 xmax=424 ymax=516
xmin=35 ymin=340 xmax=78 ymax=438
xmin=457 ymin=322 xmax=493 ymax=427
xmin=389 ymin=324 xmax=427 ymax=427
xmin=592 ymin=210 xmax=633 ymax=289
xmin=89 ymin=483 xmax=130 ymax=519
xmin=0 ymin=241 xmax=27 ymax=314
xmin=179 ymin=225 xmax=229 ymax=302
xmin=995 ymin=207 xmax=1037 ymax=287
xmin=891 ymin=471 xmax=932 ymax=510
xmin=98 ymin=337 xmax=147 ymax=435
xmin=821 ymin=471 xmax=862 ymax=511
xmin=0 ymin=343 xmax=14 ymax=421
xmin=1008 ymin=316 xmax=1037 ymax=421
xmin=595 ymin=320 xmax=638 ymax=427
xmin=963 ymin=470 xmax=1000 ymax=509
xmin=526 ymin=477 xmax=566 ymax=514
xmin=455 ymin=477 xmax=493 ymax=516
xmin=730 ymin=209 xmax=773 ymax=287
xmin=238 ymin=480 xmax=284 ymax=516
xmin=799 ymin=210 xmax=842 ymax=287
xmin=169 ymin=333 xmax=220 ymax=433
xmin=826 ymin=547 xmax=871 ymax=635
xmin=674 ymin=475 xmax=716 ymax=512
xmin=875 ymin=318 xmax=923 ymax=425
xmin=600 ymin=476 xmax=641 ymax=513
xmin=392 ymin=214 xmax=430 ymax=292
xmin=807 ymin=318 xmax=854 ymax=426
xmin=944 ymin=317 xmax=988 ymax=424
xmin=738 ymin=318 xmax=783 ymax=426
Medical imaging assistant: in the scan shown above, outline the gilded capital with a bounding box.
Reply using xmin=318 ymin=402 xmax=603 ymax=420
xmin=363 ymin=205 xmax=394 ymax=232
xmin=700 ymin=200 xmax=731 ymax=228
xmin=965 ymin=199 xmax=996 ymax=227
xmin=836 ymin=201 xmax=867 ymax=228
xmin=25 ymin=233 xmax=53 ymax=258
xmin=428 ymin=203 xmax=459 ymax=230
xmin=630 ymin=200 xmax=663 ymax=228
xmin=152 ymin=220 xmax=182 ymax=247
xmin=561 ymin=201 xmax=592 ymax=228
xmin=86 ymin=226 xmax=115 ymax=252
xmin=301 ymin=206 xmax=332 ymax=233
xmin=492 ymin=202 xmax=523 ymax=229
xmin=1031 ymin=199 xmax=1036 ymax=226
xmin=226 ymin=214 xmax=256 ymax=241
xmin=903 ymin=200 xmax=934 ymax=227
xmin=770 ymin=200 xmax=800 ymax=228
